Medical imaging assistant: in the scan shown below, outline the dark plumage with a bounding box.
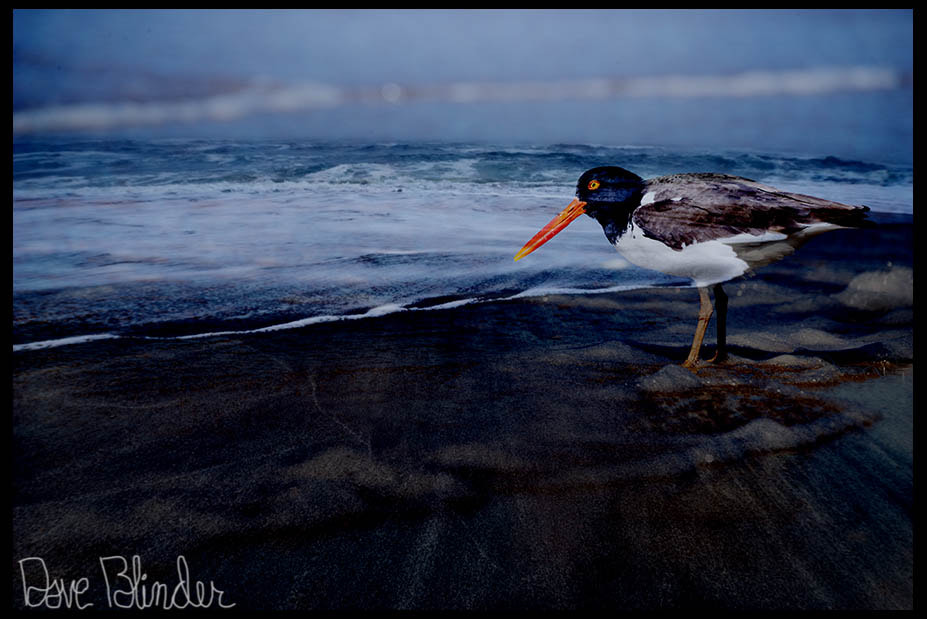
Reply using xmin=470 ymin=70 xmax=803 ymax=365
xmin=631 ymin=173 xmax=872 ymax=250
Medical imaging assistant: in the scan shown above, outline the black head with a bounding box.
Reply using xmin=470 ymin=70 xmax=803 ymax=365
xmin=576 ymin=166 xmax=644 ymax=207
xmin=576 ymin=166 xmax=644 ymax=244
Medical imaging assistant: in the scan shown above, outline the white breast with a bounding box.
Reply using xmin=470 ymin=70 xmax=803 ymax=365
xmin=615 ymin=224 xmax=751 ymax=287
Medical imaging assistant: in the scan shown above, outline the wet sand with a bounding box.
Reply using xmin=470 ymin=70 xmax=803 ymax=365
xmin=12 ymin=219 xmax=913 ymax=610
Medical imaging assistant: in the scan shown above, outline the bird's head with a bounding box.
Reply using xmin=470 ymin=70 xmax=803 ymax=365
xmin=514 ymin=166 xmax=643 ymax=261
xmin=575 ymin=166 xmax=644 ymax=210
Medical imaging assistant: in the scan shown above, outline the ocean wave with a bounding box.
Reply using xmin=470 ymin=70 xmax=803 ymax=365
xmin=14 ymin=141 xmax=912 ymax=195
xmin=12 ymin=171 xmax=912 ymax=218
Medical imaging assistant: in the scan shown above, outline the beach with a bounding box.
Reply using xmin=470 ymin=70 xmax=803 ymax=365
xmin=12 ymin=217 xmax=913 ymax=610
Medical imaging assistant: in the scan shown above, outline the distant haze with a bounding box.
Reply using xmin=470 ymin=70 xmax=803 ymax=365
xmin=12 ymin=10 xmax=913 ymax=162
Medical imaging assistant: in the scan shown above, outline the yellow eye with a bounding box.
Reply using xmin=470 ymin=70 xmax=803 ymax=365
xmin=588 ymin=180 xmax=600 ymax=191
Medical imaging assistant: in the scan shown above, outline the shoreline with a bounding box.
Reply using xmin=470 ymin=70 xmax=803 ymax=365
xmin=12 ymin=212 xmax=913 ymax=351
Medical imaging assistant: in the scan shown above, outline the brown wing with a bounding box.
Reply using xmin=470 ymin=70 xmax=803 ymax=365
xmin=633 ymin=174 xmax=870 ymax=250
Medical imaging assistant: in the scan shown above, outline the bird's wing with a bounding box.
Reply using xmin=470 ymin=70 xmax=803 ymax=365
xmin=633 ymin=174 xmax=870 ymax=250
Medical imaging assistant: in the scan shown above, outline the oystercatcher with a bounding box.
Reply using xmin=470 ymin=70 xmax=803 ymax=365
xmin=514 ymin=166 xmax=872 ymax=368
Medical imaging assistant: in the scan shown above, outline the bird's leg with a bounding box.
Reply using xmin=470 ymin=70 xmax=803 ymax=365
xmin=682 ymin=286 xmax=713 ymax=369
xmin=709 ymin=283 xmax=728 ymax=363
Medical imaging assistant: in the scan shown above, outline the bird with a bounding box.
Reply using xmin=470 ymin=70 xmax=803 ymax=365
xmin=514 ymin=166 xmax=872 ymax=368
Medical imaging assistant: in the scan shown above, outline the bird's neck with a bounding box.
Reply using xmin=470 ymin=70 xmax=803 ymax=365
xmin=588 ymin=201 xmax=638 ymax=245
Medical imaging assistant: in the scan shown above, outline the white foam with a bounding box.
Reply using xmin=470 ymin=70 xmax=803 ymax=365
xmin=12 ymin=283 xmax=658 ymax=353
xmin=169 ymin=303 xmax=411 ymax=340
xmin=508 ymin=283 xmax=646 ymax=299
xmin=601 ymin=257 xmax=631 ymax=270
xmin=12 ymin=333 xmax=120 ymax=352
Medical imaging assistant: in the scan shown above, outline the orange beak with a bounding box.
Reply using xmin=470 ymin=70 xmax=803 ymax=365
xmin=514 ymin=198 xmax=587 ymax=261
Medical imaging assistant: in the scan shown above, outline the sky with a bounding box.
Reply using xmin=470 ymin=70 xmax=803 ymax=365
xmin=12 ymin=9 xmax=914 ymax=162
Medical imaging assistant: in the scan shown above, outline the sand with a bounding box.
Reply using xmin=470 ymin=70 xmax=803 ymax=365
xmin=12 ymin=219 xmax=913 ymax=610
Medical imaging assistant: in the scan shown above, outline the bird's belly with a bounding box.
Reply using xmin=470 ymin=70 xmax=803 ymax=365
xmin=614 ymin=227 xmax=750 ymax=287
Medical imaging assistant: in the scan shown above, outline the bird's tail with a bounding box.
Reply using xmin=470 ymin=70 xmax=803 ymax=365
xmin=815 ymin=204 xmax=875 ymax=230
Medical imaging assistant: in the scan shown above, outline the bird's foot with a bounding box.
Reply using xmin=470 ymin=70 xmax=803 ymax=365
xmin=708 ymin=350 xmax=728 ymax=364
xmin=681 ymin=358 xmax=700 ymax=371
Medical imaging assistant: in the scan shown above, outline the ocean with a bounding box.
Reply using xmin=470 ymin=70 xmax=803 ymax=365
xmin=12 ymin=139 xmax=914 ymax=350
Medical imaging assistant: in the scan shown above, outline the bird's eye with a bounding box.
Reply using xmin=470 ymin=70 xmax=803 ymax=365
xmin=588 ymin=180 xmax=600 ymax=191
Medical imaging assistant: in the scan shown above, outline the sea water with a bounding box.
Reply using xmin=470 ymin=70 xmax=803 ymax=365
xmin=12 ymin=140 xmax=913 ymax=350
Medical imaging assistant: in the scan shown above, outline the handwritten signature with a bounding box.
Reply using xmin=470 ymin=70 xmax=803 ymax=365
xmin=18 ymin=555 xmax=236 ymax=610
